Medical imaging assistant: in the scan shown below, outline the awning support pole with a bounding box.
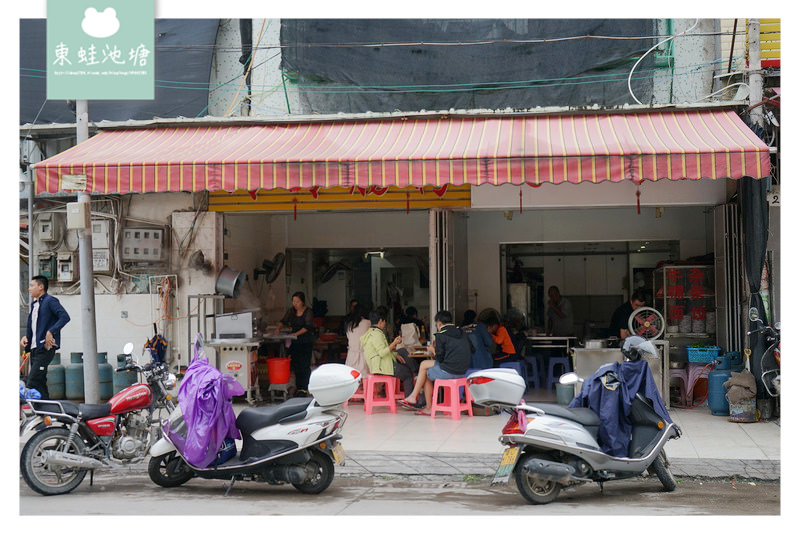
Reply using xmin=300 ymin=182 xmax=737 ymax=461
xmin=76 ymin=99 xmax=100 ymax=404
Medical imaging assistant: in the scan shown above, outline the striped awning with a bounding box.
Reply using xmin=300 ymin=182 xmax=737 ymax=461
xmin=33 ymin=109 xmax=770 ymax=194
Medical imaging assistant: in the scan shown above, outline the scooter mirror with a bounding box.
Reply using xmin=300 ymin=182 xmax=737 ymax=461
xmin=775 ymin=322 xmax=781 ymax=330
xmin=123 ymin=342 xmax=134 ymax=355
xmin=748 ymin=307 xmax=760 ymax=323
xmin=559 ymin=372 xmax=582 ymax=385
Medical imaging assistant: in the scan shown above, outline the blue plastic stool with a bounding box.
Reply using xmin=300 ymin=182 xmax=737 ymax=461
xmin=499 ymin=361 xmax=528 ymax=391
xmin=523 ymin=356 xmax=542 ymax=389
xmin=546 ymin=356 xmax=572 ymax=390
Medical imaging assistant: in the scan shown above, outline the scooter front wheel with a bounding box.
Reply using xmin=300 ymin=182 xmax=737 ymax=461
xmin=292 ymin=449 xmax=334 ymax=494
xmin=649 ymin=451 xmax=677 ymax=492
xmin=515 ymin=454 xmax=562 ymax=505
xmin=148 ymin=452 xmax=194 ymax=488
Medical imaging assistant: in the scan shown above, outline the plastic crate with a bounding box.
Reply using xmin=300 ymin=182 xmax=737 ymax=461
xmin=687 ymin=346 xmax=721 ymax=363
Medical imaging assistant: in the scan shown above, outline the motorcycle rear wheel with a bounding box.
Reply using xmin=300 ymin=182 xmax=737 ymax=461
xmin=648 ymin=451 xmax=677 ymax=492
xmin=148 ymin=452 xmax=194 ymax=488
xmin=515 ymin=454 xmax=562 ymax=505
xmin=20 ymin=427 xmax=88 ymax=496
xmin=292 ymin=450 xmax=334 ymax=494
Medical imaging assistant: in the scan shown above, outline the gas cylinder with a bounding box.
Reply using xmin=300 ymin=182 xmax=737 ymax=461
xmin=65 ymin=352 xmax=84 ymax=400
xmin=113 ymin=353 xmax=138 ymax=394
xmin=708 ymin=354 xmax=733 ymax=416
xmin=97 ymin=352 xmax=114 ymax=401
xmin=47 ymin=353 xmax=66 ymax=400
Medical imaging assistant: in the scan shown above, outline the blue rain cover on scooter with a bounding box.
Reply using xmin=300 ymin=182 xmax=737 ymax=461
xmin=569 ymin=360 xmax=671 ymax=457
xmin=169 ymin=335 xmax=245 ymax=468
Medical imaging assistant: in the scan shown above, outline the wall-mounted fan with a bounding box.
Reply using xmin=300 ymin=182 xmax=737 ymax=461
xmin=320 ymin=261 xmax=351 ymax=284
xmin=254 ymin=252 xmax=286 ymax=284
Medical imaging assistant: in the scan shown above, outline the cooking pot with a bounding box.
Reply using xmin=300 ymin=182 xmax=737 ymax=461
xmin=584 ymin=339 xmax=609 ymax=349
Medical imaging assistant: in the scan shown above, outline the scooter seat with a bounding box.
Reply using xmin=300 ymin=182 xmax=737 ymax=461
xmin=236 ymin=397 xmax=314 ymax=437
xmin=528 ymin=403 xmax=601 ymax=428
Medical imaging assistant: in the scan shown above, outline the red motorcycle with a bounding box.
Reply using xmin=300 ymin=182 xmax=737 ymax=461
xmin=20 ymin=342 xmax=176 ymax=496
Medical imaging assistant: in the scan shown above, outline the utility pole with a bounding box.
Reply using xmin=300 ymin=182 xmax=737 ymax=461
xmin=76 ymin=100 xmax=100 ymax=403
xmin=747 ymin=20 xmax=764 ymax=128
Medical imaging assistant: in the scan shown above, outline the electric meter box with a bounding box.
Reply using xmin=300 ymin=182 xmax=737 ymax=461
xmin=66 ymin=202 xmax=90 ymax=230
xmin=56 ymin=252 xmax=77 ymax=283
xmin=38 ymin=213 xmax=56 ymax=242
xmin=121 ymin=228 xmax=165 ymax=262
xmin=37 ymin=255 xmax=55 ymax=279
xmin=93 ymin=248 xmax=111 ymax=272
xmin=91 ymin=219 xmax=111 ymax=249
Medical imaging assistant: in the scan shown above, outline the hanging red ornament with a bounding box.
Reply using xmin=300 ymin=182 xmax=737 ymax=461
xmin=309 ymin=186 xmax=321 ymax=199
xmin=293 ymin=197 xmax=298 ymax=221
xmin=636 ymin=186 xmax=641 ymax=215
xmin=519 ymin=188 xmax=523 ymax=214
xmin=432 ymin=184 xmax=448 ymax=197
xmin=526 ymin=181 xmax=543 ymax=188
xmin=247 ymin=190 xmax=257 ymax=201
xmin=406 ymin=192 xmax=410 ymax=214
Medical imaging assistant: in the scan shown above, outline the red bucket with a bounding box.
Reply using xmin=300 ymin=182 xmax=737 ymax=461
xmin=267 ymin=358 xmax=291 ymax=385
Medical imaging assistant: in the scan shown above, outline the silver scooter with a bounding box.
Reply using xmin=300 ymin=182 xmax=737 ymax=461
xmin=468 ymin=336 xmax=681 ymax=505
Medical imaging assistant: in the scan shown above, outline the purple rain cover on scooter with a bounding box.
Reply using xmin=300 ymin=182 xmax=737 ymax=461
xmin=569 ymin=359 xmax=671 ymax=457
xmin=169 ymin=337 xmax=245 ymax=468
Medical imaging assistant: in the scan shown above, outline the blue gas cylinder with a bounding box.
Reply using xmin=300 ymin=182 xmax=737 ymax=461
xmin=113 ymin=353 xmax=138 ymax=394
xmin=97 ymin=352 xmax=114 ymax=401
xmin=65 ymin=352 xmax=84 ymax=400
xmin=47 ymin=353 xmax=66 ymax=400
xmin=708 ymin=354 xmax=733 ymax=416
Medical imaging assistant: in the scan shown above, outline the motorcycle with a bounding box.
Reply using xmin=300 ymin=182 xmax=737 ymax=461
xmin=147 ymin=363 xmax=359 ymax=495
xmin=468 ymin=336 xmax=681 ymax=505
xmin=746 ymin=306 xmax=781 ymax=397
xmin=20 ymin=342 xmax=177 ymax=496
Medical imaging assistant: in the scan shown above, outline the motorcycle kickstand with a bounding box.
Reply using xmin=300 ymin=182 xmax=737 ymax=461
xmin=224 ymin=476 xmax=236 ymax=497
xmin=599 ymin=481 xmax=604 ymax=494
xmin=90 ymin=470 xmax=94 ymax=487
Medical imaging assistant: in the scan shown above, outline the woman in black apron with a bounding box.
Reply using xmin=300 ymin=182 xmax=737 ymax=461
xmin=278 ymin=291 xmax=315 ymax=397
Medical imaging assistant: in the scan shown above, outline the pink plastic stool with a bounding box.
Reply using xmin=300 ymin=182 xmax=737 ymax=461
xmin=363 ymin=374 xmax=397 ymax=414
xmin=344 ymin=382 xmax=365 ymax=406
xmin=669 ymin=368 xmax=689 ymax=406
xmin=430 ymin=378 xmax=473 ymax=420
xmin=687 ymin=363 xmax=712 ymax=405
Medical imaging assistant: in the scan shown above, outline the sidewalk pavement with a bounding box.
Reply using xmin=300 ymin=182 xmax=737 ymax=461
xmin=232 ymin=392 xmax=780 ymax=482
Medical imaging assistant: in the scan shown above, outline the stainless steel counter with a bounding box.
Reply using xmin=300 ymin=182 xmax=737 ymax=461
xmin=572 ymin=342 xmax=669 ymax=408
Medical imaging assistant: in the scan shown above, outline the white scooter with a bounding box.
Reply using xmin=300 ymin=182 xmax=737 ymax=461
xmin=468 ymin=336 xmax=681 ymax=504
xmin=148 ymin=364 xmax=360 ymax=495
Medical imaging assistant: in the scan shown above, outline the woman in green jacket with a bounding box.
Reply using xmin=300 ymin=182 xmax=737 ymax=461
xmin=361 ymin=308 xmax=419 ymax=407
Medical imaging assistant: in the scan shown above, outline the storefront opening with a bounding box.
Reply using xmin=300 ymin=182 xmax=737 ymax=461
xmin=500 ymin=240 xmax=680 ymax=340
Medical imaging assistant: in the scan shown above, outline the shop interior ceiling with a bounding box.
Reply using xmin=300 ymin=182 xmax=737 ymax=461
xmin=505 ymin=241 xmax=678 ymax=256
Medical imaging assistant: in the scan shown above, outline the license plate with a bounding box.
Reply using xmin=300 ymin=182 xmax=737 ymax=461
xmin=491 ymin=447 xmax=520 ymax=485
xmin=331 ymin=442 xmax=345 ymax=465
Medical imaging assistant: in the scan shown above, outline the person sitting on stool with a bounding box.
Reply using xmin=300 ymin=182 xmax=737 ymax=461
xmin=486 ymin=315 xmax=518 ymax=366
xmin=401 ymin=310 xmax=471 ymax=414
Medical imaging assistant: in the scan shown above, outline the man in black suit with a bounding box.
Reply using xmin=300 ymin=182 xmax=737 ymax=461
xmin=21 ymin=275 xmax=70 ymax=399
